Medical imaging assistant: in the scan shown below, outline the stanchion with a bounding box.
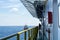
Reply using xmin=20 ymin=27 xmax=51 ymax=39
xmin=24 ymin=25 xmax=28 ymax=40
xmin=17 ymin=34 xmax=20 ymax=40
xmin=46 ymin=28 xmax=50 ymax=40
xmin=28 ymin=30 xmax=31 ymax=40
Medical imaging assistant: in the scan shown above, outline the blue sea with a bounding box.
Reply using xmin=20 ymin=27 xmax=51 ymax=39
xmin=0 ymin=26 xmax=33 ymax=40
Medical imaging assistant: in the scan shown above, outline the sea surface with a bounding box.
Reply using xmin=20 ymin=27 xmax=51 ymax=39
xmin=0 ymin=26 xmax=60 ymax=40
xmin=0 ymin=26 xmax=33 ymax=40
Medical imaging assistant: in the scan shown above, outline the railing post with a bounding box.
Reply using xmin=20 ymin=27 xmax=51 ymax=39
xmin=17 ymin=34 xmax=20 ymax=40
xmin=31 ymin=29 xmax=34 ymax=40
xmin=24 ymin=31 xmax=26 ymax=40
xmin=31 ymin=29 xmax=32 ymax=40
xmin=24 ymin=25 xmax=28 ymax=40
xmin=28 ymin=30 xmax=31 ymax=40
xmin=33 ymin=27 xmax=38 ymax=40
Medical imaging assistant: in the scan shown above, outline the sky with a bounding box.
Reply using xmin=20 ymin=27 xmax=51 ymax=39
xmin=0 ymin=0 xmax=40 ymax=26
xmin=0 ymin=0 xmax=60 ymax=26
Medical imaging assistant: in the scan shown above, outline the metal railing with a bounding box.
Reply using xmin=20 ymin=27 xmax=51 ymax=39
xmin=0 ymin=26 xmax=38 ymax=40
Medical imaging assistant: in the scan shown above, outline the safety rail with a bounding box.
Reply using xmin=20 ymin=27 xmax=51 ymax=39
xmin=0 ymin=26 xmax=38 ymax=40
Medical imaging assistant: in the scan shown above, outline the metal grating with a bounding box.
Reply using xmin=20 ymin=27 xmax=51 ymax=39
xmin=20 ymin=0 xmax=47 ymax=18
xmin=20 ymin=0 xmax=37 ymax=18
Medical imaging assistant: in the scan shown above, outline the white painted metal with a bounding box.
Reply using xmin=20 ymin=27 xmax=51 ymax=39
xmin=53 ymin=0 xmax=58 ymax=40
xmin=20 ymin=0 xmax=59 ymax=40
xmin=48 ymin=0 xmax=53 ymax=40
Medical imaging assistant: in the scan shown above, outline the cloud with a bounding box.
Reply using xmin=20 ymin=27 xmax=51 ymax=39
xmin=0 ymin=1 xmax=4 ymax=3
xmin=0 ymin=2 xmax=22 ymax=8
xmin=7 ymin=3 xmax=22 ymax=8
xmin=0 ymin=0 xmax=40 ymax=26
xmin=0 ymin=0 xmax=23 ymax=14
xmin=0 ymin=14 xmax=40 ymax=26
xmin=10 ymin=7 xmax=19 ymax=12
xmin=0 ymin=0 xmax=22 ymax=8
xmin=9 ymin=0 xmax=19 ymax=2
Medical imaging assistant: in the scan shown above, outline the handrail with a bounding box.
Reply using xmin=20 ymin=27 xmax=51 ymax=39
xmin=0 ymin=26 xmax=38 ymax=40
